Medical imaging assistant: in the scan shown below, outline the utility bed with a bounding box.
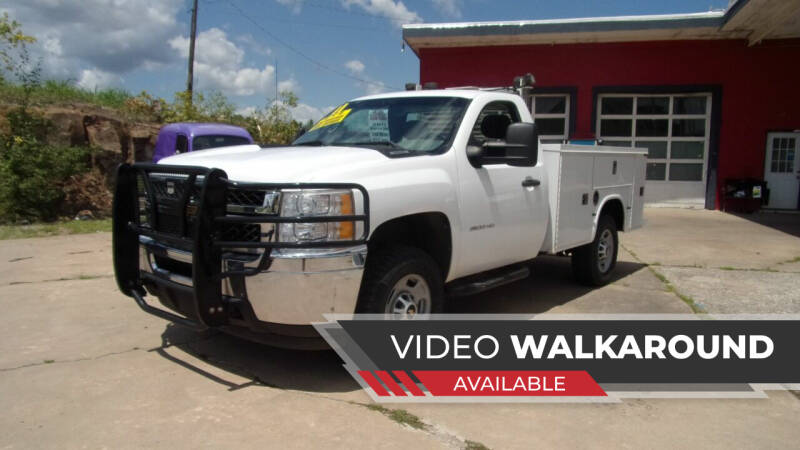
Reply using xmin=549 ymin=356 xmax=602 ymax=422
xmin=540 ymin=144 xmax=647 ymax=253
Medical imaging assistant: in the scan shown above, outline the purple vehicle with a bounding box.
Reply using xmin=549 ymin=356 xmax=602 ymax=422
xmin=152 ymin=123 xmax=254 ymax=162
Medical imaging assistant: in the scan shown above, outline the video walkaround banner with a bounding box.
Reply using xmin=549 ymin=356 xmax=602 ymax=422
xmin=313 ymin=315 xmax=800 ymax=402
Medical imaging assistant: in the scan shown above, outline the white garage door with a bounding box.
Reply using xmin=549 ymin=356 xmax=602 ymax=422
xmin=596 ymin=93 xmax=711 ymax=204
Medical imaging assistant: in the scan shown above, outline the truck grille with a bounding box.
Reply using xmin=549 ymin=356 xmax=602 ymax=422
xmin=136 ymin=174 xmax=264 ymax=242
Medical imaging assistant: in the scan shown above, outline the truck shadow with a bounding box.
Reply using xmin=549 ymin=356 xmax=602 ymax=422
xmin=447 ymin=255 xmax=644 ymax=313
xmin=152 ymin=255 xmax=646 ymax=394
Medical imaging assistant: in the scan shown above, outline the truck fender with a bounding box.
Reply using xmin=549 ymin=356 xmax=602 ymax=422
xmin=591 ymin=195 xmax=626 ymax=240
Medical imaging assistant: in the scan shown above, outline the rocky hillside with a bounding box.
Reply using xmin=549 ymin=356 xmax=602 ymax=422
xmin=0 ymin=102 xmax=161 ymax=174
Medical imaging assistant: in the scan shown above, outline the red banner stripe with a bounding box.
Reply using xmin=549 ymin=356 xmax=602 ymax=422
xmin=392 ymin=371 xmax=426 ymax=396
xmin=375 ymin=370 xmax=407 ymax=396
xmin=358 ymin=371 xmax=390 ymax=396
xmin=412 ymin=371 xmax=606 ymax=397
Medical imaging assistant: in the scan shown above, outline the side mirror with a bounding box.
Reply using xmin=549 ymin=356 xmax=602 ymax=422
xmin=468 ymin=122 xmax=538 ymax=168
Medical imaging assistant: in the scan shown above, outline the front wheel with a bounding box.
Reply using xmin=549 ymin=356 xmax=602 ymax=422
xmin=356 ymin=246 xmax=444 ymax=315
xmin=571 ymin=215 xmax=618 ymax=286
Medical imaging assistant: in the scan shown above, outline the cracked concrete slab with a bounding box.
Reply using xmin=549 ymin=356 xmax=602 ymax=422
xmin=0 ymin=350 xmax=446 ymax=449
xmin=623 ymin=209 xmax=800 ymax=270
xmin=656 ymin=266 xmax=800 ymax=314
xmin=0 ymin=233 xmax=113 ymax=285
xmin=1 ymin=208 xmax=799 ymax=448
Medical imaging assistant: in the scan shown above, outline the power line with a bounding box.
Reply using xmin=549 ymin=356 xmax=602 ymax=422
xmin=201 ymin=0 xmax=388 ymax=32
xmin=221 ymin=0 xmax=399 ymax=90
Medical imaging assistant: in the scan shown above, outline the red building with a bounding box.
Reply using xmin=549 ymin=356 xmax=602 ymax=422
xmin=402 ymin=0 xmax=800 ymax=209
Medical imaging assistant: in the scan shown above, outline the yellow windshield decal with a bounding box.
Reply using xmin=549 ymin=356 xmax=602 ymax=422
xmin=309 ymin=103 xmax=351 ymax=131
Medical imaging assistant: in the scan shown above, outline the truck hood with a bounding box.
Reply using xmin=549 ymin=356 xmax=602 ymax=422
xmin=159 ymin=144 xmax=393 ymax=183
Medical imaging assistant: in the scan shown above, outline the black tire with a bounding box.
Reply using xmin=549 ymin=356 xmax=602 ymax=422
xmin=571 ymin=215 xmax=618 ymax=286
xmin=356 ymin=245 xmax=444 ymax=314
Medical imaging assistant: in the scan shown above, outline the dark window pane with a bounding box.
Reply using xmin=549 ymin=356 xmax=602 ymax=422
xmin=535 ymin=96 xmax=566 ymax=114
xmin=601 ymin=97 xmax=633 ymax=114
xmin=669 ymin=163 xmax=703 ymax=181
xmin=535 ymin=118 xmax=565 ymax=136
xmin=636 ymin=119 xmax=668 ymax=137
xmin=603 ymin=140 xmax=631 ymax=147
xmin=646 ymin=163 xmax=666 ymax=180
xmin=601 ymin=119 xmax=632 ymax=137
xmin=192 ymin=135 xmax=251 ymax=151
xmin=636 ymin=141 xmax=667 ymax=159
xmin=673 ymin=97 xmax=707 ymax=114
xmin=672 ymin=119 xmax=706 ymax=137
xmin=637 ymin=97 xmax=669 ymax=115
xmin=671 ymin=141 xmax=704 ymax=159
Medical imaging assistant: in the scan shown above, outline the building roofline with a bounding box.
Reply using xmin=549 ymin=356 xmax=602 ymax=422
xmin=402 ymin=0 xmax=799 ymax=50
xmin=402 ymin=11 xmax=725 ymax=37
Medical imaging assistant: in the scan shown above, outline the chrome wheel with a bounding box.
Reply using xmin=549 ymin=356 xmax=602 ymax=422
xmin=596 ymin=229 xmax=614 ymax=273
xmin=386 ymin=274 xmax=430 ymax=316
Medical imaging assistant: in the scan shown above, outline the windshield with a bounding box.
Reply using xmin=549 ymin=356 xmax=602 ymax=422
xmin=292 ymin=96 xmax=470 ymax=155
xmin=193 ymin=135 xmax=251 ymax=151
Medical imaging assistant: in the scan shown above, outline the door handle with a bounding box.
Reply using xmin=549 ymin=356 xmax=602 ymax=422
xmin=522 ymin=177 xmax=541 ymax=188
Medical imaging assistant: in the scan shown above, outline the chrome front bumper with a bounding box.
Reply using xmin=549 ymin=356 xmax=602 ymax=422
xmin=139 ymin=236 xmax=366 ymax=325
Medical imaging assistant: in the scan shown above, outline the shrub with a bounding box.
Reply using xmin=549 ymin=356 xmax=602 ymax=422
xmin=0 ymin=108 xmax=90 ymax=222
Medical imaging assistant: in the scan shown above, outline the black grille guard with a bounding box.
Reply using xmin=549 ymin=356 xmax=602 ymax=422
xmin=112 ymin=162 xmax=370 ymax=328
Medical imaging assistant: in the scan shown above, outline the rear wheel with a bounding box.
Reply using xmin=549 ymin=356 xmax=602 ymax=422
xmin=571 ymin=215 xmax=618 ymax=286
xmin=356 ymin=245 xmax=444 ymax=315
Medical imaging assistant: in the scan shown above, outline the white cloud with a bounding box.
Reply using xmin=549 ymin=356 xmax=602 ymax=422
xmin=278 ymin=78 xmax=301 ymax=94
xmin=170 ymin=28 xmax=278 ymax=97
xmin=342 ymin=59 xmax=388 ymax=95
xmin=341 ymin=0 xmax=422 ymax=26
xmin=364 ymin=80 xmax=387 ymax=95
xmin=432 ymin=0 xmax=462 ymax=18
xmin=236 ymin=34 xmax=272 ymax=57
xmin=292 ymin=103 xmax=334 ymax=123
xmin=276 ymin=0 xmax=305 ymax=14
xmin=236 ymin=106 xmax=258 ymax=117
xmin=344 ymin=60 xmax=365 ymax=75
xmin=76 ymin=69 xmax=122 ymax=90
xmin=2 ymin=0 xmax=184 ymax=80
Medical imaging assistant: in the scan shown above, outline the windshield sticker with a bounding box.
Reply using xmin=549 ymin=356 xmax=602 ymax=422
xmin=368 ymin=109 xmax=389 ymax=141
xmin=309 ymin=103 xmax=351 ymax=131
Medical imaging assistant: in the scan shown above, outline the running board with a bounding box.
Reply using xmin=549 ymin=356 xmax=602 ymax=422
xmin=446 ymin=265 xmax=530 ymax=298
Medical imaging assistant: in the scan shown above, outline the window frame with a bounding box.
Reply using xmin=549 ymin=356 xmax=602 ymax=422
xmin=596 ymin=93 xmax=711 ymax=183
xmin=530 ymin=93 xmax=571 ymax=143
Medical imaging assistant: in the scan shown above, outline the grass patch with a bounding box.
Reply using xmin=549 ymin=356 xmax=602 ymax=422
xmin=719 ymin=266 xmax=736 ymax=271
xmin=365 ymin=404 xmax=427 ymax=430
xmin=43 ymin=359 xmax=54 ymax=364
xmin=776 ymin=256 xmax=800 ymax=266
xmin=0 ymin=219 xmax=111 ymax=240
xmin=0 ymin=80 xmax=132 ymax=110
xmin=646 ymin=266 xmax=706 ymax=314
xmin=465 ymin=440 xmax=491 ymax=450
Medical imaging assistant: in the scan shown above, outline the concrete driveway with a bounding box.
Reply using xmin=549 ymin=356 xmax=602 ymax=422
xmin=1 ymin=208 xmax=799 ymax=449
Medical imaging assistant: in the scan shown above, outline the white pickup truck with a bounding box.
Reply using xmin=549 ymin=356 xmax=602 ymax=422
xmin=112 ymin=83 xmax=646 ymax=348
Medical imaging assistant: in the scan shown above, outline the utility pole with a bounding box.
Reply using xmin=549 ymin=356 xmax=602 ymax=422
xmin=186 ymin=0 xmax=198 ymax=104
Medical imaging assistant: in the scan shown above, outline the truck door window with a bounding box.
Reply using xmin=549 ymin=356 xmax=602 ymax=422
xmin=176 ymin=135 xmax=188 ymax=154
xmin=469 ymin=101 xmax=520 ymax=146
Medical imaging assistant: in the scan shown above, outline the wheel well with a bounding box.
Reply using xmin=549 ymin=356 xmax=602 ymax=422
xmin=367 ymin=212 xmax=452 ymax=279
xmin=600 ymin=198 xmax=625 ymax=231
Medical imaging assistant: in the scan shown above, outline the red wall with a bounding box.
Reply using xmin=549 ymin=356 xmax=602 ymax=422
xmin=418 ymin=39 xmax=800 ymax=208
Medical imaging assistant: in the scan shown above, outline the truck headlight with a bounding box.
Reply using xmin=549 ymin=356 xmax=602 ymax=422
xmin=278 ymin=190 xmax=356 ymax=242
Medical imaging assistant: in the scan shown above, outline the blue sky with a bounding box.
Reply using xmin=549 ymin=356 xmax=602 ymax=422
xmin=3 ymin=0 xmax=730 ymax=121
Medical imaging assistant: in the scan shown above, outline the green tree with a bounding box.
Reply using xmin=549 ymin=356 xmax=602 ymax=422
xmin=0 ymin=12 xmax=35 ymax=77
xmin=245 ymin=91 xmax=302 ymax=145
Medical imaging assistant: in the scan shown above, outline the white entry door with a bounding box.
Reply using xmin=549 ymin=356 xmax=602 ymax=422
xmin=764 ymin=132 xmax=800 ymax=209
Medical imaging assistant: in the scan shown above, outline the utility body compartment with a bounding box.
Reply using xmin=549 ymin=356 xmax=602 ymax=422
xmin=540 ymin=144 xmax=647 ymax=254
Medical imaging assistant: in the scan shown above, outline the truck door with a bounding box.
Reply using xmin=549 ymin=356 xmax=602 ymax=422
xmin=455 ymin=100 xmax=548 ymax=276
